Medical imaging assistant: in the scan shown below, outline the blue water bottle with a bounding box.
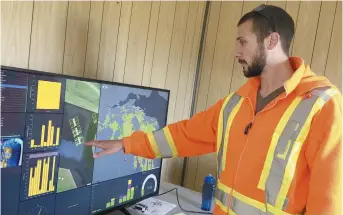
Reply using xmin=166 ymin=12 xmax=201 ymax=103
xmin=201 ymin=174 xmax=216 ymax=211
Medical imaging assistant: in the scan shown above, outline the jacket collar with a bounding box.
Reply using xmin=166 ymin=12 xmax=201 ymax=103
xmin=236 ymin=56 xmax=326 ymax=98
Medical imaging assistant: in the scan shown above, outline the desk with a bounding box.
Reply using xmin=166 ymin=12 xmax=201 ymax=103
xmin=109 ymin=182 xmax=214 ymax=215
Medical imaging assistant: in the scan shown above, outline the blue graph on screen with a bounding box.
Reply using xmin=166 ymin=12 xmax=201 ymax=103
xmin=92 ymin=84 xmax=168 ymax=183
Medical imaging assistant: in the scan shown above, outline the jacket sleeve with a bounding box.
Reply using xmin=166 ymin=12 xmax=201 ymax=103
xmin=305 ymin=91 xmax=342 ymax=215
xmin=122 ymin=98 xmax=224 ymax=159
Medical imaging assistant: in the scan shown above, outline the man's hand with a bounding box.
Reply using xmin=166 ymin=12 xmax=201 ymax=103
xmin=84 ymin=139 xmax=124 ymax=158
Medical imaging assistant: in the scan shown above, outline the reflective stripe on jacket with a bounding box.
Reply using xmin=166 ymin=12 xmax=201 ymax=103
xmin=214 ymin=87 xmax=338 ymax=215
xmin=123 ymin=57 xmax=342 ymax=215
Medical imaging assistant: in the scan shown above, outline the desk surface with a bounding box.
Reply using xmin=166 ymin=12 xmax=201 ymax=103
xmin=109 ymin=182 xmax=214 ymax=215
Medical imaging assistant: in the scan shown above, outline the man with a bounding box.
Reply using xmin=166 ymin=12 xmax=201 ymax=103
xmin=85 ymin=4 xmax=342 ymax=215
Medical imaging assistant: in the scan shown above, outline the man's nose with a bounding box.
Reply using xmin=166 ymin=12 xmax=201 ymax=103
xmin=235 ymin=45 xmax=242 ymax=59
xmin=235 ymin=52 xmax=243 ymax=60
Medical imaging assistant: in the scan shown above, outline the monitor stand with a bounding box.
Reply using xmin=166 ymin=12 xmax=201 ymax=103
xmin=119 ymin=207 xmax=131 ymax=215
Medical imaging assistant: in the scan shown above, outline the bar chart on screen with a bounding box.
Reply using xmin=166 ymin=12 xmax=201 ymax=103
xmin=25 ymin=113 xmax=63 ymax=153
xmin=118 ymin=179 xmax=136 ymax=204
xmin=21 ymin=152 xmax=59 ymax=200
xmin=90 ymin=174 xmax=141 ymax=214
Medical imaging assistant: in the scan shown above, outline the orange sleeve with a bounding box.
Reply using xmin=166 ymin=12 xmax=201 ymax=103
xmin=122 ymin=98 xmax=224 ymax=159
xmin=304 ymin=92 xmax=342 ymax=215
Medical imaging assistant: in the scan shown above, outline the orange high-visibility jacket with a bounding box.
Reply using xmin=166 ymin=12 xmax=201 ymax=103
xmin=123 ymin=57 xmax=342 ymax=215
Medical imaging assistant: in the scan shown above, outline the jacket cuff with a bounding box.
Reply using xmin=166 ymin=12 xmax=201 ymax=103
xmin=122 ymin=137 xmax=132 ymax=154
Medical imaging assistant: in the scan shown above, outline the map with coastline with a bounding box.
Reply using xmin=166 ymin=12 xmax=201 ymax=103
xmin=92 ymin=84 xmax=169 ymax=183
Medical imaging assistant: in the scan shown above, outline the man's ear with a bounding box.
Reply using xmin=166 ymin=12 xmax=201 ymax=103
xmin=266 ymin=32 xmax=279 ymax=50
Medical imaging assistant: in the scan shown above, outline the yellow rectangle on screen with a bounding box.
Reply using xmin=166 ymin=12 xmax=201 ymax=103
xmin=36 ymin=80 xmax=61 ymax=110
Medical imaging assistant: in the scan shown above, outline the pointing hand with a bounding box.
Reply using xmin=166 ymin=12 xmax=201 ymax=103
xmin=84 ymin=140 xmax=124 ymax=158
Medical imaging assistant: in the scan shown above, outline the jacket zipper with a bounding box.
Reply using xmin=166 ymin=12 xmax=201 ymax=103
xmin=227 ymin=94 xmax=287 ymax=214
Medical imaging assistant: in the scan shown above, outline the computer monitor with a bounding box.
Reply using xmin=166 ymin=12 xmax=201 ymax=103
xmin=0 ymin=66 xmax=170 ymax=215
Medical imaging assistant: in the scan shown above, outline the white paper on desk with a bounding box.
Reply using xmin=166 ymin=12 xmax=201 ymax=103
xmin=127 ymin=197 xmax=176 ymax=215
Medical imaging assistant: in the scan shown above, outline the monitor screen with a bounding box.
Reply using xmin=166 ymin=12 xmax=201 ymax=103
xmin=0 ymin=66 xmax=169 ymax=215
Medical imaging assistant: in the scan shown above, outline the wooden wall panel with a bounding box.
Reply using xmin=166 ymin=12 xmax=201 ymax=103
xmin=182 ymin=1 xmax=207 ymax=190
xmin=285 ymin=1 xmax=300 ymax=27
xmin=183 ymin=2 xmax=221 ymax=191
xmin=29 ymin=2 xmax=68 ymax=74
xmin=183 ymin=1 xmax=206 ymax=119
xmin=291 ymin=1 xmax=321 ymax=64
xmin=149 ymin=2 xmax=176 ymax=90
xmin=267 ymin=1 xmax=286 ymax=9
xmin=113 ymin=2 xmax=132 ymax=82
xmin=96 ymin=1 xmax=121 ymax=81
xmin=1 ymin=1 xmax=205 ymax=186
xmin=1 ymin=1 xmax=33 ymax=68
xmin=325 ymin=1 xmax=342 ymax=90
xmin=194 ymin=2 xmax=221 ymax=114
xmin=165 ymin=1 xmax=190 ymax=126
xmin=124 ymin=2 xmax=152 ymax=85
xmin=164 ymin=1 xmax=190 ymax=185
xmin=207 ymin=2 xmax=243 ymax=108
xmin=63 ymin=2 xmax=91 ymax=77
xmin=187 ymin=1 xmax=342 ymax=192
xmin=310 ymin=1 xmax=336 ymax=76
xmin=83 ymin=1 xmax=104 ymax=79
xmin=155 ymin=1 xmax=185 ymax=185
xmin=174 ymin=1 xmax=201 ymax=124
xmin=141 ymin=2 xmax=161 ymax=87
xmin=285 ymin=1 xmax=300 ymax=54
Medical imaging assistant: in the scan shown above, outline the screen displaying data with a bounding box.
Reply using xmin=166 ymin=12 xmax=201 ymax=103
xmin=21 ymin=152 xmax=59 ymax=200
xmin=1 ymin=67 xmax=169 ymax=215
xmin=0 ymin=70 xmax=28 ymax=112
xmin=24 ymin=113 xmax=63 ymax=153
xmin=93 ymin=84 xmax=167 ymax=183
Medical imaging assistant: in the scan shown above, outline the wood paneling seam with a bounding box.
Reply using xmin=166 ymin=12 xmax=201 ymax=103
xmin=204 ymin=1 xmax=222 ymax=109
xmin=171 ymin=2 xmax=191 ymax=123
xmin=309 ymin=1 xmax=323 ymax=66
xmin=162 ymin=4 xmax=178 ymax=89
xmin=180 ymin=1 xmax=210 ymax=187
xmin=95 ymin=1 xmax=106 ymax=80
xmin=180 ymin=2 xmax=201 ymax=119
xmin=290 ymin=1 xmax=301 ymax=56
xmin=164 ymin=2 xmax=189 ymax=183
xmin=323 ymin=1 xmax=339 ymax=76
xmin=61 ymin=1 xmax=70 ymax=74
xmin=170 ymin=2 xmax=191 ymax=185
xmin=111 ymin=2 xmax=123 ymax=81
xmin=140 ymin=2 xmax=154 ymax=86
xmin=173 ymin=1 xmax=198 ymax=123
xmin=192 ymin=1 xmax=213 ymax=114
xmin=147 ymin=2 xmax=162 ymax=87
xmin=27 ymin=2 xmax=35 ymax=69
xmin=122 ymin=2 xmax=134 ymax=83
xmin=82 ymin=1 xmax=93 ymax=78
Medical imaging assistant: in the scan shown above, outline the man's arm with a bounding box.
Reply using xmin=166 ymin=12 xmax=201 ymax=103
xmin=305 ymin=91 xmax=342 ymax=215
xmin=122 ymin=98 xmax=225 ymax=159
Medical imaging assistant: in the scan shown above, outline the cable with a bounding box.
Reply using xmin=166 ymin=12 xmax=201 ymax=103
xmin=156 ymin=188 xmax=213 ymax=214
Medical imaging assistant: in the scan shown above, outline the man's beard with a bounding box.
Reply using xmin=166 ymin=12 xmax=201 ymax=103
xmin=240 ymin=47 xmax=266 ymax=78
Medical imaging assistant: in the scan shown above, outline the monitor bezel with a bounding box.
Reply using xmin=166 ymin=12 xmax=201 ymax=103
xmin=1 ymin=65 xmax=170 ymax=215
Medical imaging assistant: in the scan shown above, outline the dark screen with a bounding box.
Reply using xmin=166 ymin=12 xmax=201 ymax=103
xmin=1 ymin=68 xmax=169 ymax=215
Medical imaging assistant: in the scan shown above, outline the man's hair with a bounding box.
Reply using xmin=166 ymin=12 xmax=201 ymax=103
xmin=237 ymin=5 xmax=295 ymax=56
